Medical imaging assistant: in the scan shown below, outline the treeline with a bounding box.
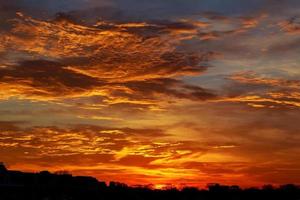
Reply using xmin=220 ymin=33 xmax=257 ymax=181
xmin=0 ymin=164 xmax=299 ymax=200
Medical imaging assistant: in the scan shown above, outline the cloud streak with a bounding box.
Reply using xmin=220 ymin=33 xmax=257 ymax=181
xmin=221 ymin=71 xmax=300 ymax=109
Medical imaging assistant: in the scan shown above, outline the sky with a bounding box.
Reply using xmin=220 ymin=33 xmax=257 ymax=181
xmin=0 ymin=0 xmax=300 ymax=188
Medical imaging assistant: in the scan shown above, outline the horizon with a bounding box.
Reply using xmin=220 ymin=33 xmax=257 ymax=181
xmin=0 ymin=0 xmax=300 ymax=189
xmin=1 ymin=163 xmax=299 ymax=190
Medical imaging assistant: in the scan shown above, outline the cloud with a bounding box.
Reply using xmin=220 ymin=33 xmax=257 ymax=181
xmin=279 ymin=16 xmax=300 ymax=34
xmin=0 ymin=120 xmax=24 ymax=131
xmin=0 ymin=13 xmax=221 ymax=107
xmin=0 ymin=124 xmax=172 ymax=157
xmin=0 ymin=60 xmax=105 ymax=99
xmin=219 ymin=71 xmax=300 ymax=109
xmin=0 ymin=59 xmax=216 ymax=104
xmin=0 ymin=122 xmax=250 ymax=186
xmin=0 ymin=11 xmax=264 ymax=103
xmin=117 ymin=78 xmax=216 ymax=101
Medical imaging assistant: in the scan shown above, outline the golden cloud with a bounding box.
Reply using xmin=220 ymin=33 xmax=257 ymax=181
xmin=220 ymin=71 xmax=300 ymax=109
xmin=0 ymin=122 xmax=258 ymax=187
xmin=0 ymin=13 xmax=221 ymax=107
xmin=279 ymin=17 xmax=300 ymax=34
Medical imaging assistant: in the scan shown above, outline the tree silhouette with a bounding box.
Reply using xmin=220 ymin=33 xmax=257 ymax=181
xmin=0 ymin=163 xmax=299 ymax=200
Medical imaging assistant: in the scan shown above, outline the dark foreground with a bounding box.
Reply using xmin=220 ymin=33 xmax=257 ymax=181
xmin=1 ymin=164 xmax=299 ymax=200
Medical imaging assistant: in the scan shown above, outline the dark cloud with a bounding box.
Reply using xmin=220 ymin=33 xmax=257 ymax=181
xmin=122 ymin=78 xmax=216 ymax=101
xmin=0 ymin=58 xmax=216 ymax=103
xmin=0 ymin=60 xmax=103 ymax=98
xmin=221 ymin=72 xmax=300 ymax=109
xmin=279 ymin=16 xmax=300 ymax=34
xmin=0 ymin=13 xmax=219 ymax=104
xmin=0 ymin=120 xmax=24 ymax=131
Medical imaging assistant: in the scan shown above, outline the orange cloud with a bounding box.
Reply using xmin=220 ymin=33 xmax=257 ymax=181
xmin=0 ymin=13 xmax=220 ymax=107
xmin=221 ymin=71 xmax=300 ymax=109
xmin=0 ymin=12 xmax=264 ymax=106
xmin=0 ymin=122 xmax=259 ymax=187
xmin=279 ymin=17 xmax=300 ymax=34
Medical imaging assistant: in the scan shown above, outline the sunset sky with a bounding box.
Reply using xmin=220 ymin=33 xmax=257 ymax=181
xmin=0 ymin=0 xmax=300 ymax=188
